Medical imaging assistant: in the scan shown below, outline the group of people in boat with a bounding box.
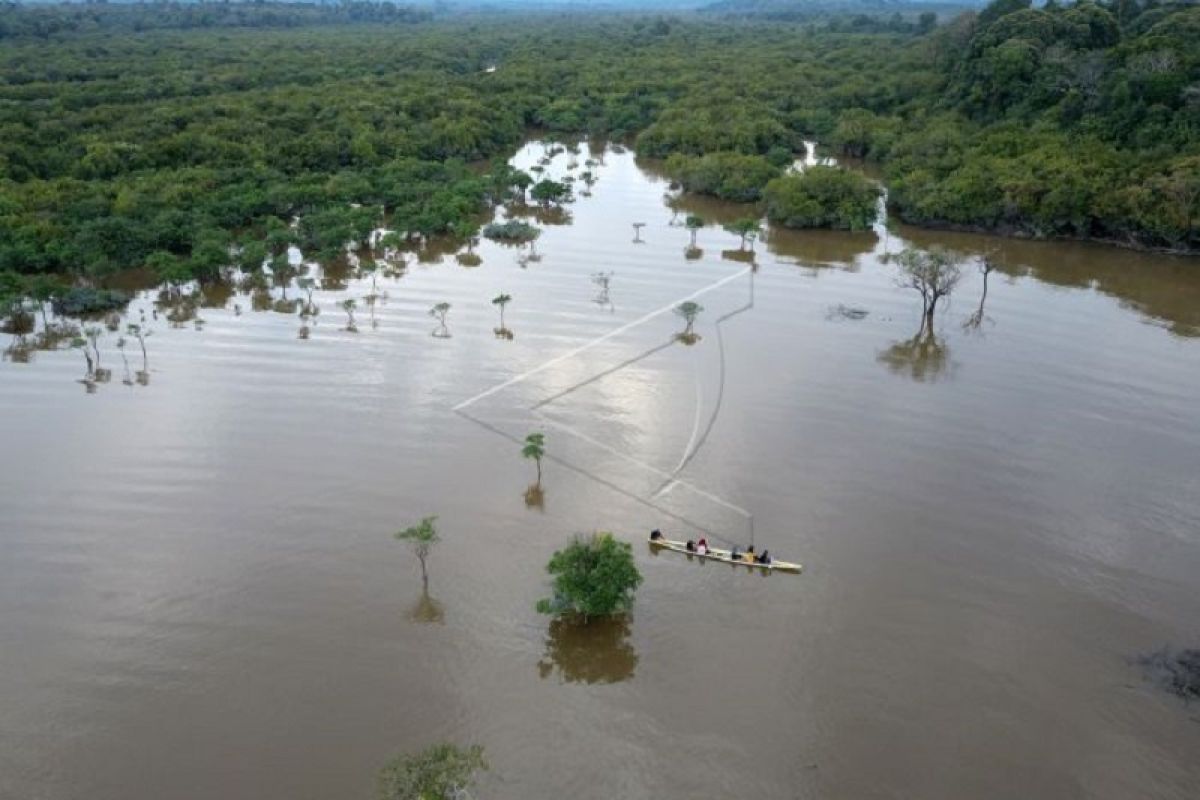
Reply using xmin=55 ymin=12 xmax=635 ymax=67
xmin=650 ymin=529 xmax=772 ymax=565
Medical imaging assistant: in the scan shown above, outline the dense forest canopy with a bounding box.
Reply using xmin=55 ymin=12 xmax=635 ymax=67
xmin=0 ymin=2 xmax=432 ymax=38
xmin=0 ymin=0 xmax=1196 ymax=312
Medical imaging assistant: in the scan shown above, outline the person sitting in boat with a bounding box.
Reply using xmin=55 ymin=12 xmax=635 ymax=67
xmin=756 ymin=549 xmax=772 ymax=565
xmin=650 ymin=529 xmax=664 ymax=541
xmin=743 ymin=545 xmax=757 ymax=563
xmin=730 ymin=545 xmax=741 ymax=560
xmin=696 ymin=537 xmax=709 ymax=555
xmin=685 ymin=539 xmax=696 ymax=552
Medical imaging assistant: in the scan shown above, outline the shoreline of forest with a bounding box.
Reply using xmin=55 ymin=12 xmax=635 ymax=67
xmin=885 ymin=211 xmax=1200 ymax=258
xmin=0 ymin=2 xmax=1196 ymax=290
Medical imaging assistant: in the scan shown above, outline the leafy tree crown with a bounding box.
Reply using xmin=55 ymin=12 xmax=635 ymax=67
xmin=536 ymin=533 xmax=643 ymax=621
xmin=377 ymin=742 xmax=486 ymax=800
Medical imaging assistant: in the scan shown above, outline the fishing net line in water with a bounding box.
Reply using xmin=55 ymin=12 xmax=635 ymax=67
xmin=455 ymin=268 xmax=756 ymax=546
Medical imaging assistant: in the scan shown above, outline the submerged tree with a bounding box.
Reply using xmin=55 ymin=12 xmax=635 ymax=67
xmin=297 ymin=276 xmax=319 ymax=318
xmin=238 ymin=239 xmax=269 ymax=273
xmin=764 ymin=166 xmax=881 ymax=231
xmin=83 ymin=325 xmax=102 ymax=367
xmin=724 ymin=217 xmax=762 ymax=250
xmin=526 ymin=227 xmax=542 ymax=259
xmin=530 ymin=178 xmax=571 ymax=207
xmin=70 ymin=326 xmax=106 ymax=389
xmin=1 ymin=295 xmax=33 ymax=337
xmin=632 ymin=222 xmax=646 ymax=243
xmin=429 ymin=302 xmax=451 ymax=338
xmin=482 ymin=220 xmax=539 ymax=244
xmin=84 ymin=325 xmax=110 ymax=382
xmin=3 ymin=333 xmax=33 ymax=364
xmin=269 ymin=253 xmax=299 ymax=299
xmin=591 ymin=271 xmax=613 ymax=310
xmin=341 ymin=298 xmax=358 ymax=332
xmin=674 ymin=300 xmax=704 ymax=343
xmin=522 ymin=432 xmax=546 ymax=486
xmin=71 ymin=334 xmax=94 ymax=377
xmin=126 ymin=323 xmax=150 ymax=383
xmin=394 ymin=515 xmax=440 ymax=589
xmin=895 ymin=246 xmax=963 ymax=331
xmin=451 ymin=220 xmax=481 ymax=255
xmin=535 ymin=533 xmax=643 ymax=622
xmin=116 ymin=335 xmax=132 ymax=385
xmin=685 ymin=214 xmax=705 ymax=247
xmin=510 ymin=169 xmax=534 ymax=202
xmin=491 ymin=292 xmax=511 ymax=332
xmin=360 ymin=255 xmax=383 ymax=302
xmin=26 ymin=275 xmax=58 ymax=329
xmin=452 ymin=221 xmax=483 ymax=267
xmin=963 ymin=253 xmax=997 ymax=332
xmin=377 ymin=743 xmax=486 ymax=800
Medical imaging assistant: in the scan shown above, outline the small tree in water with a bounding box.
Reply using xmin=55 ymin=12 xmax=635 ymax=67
xmin=963 ymin=253 xmax=997 ymax=333
xmin=591 ymin=271 xmax=613 ymax=310
xmin=297 ymin=277 xmax=319 ymax=318
xmin=71 ymin=331 xmax=94 ymax=377
xmin=724 ymin=217 xmax=762 ymax=250
xmin=394 ymin=515 xmax=440 ymax=589
xmin=451 ymin=220 xmax=481 ymax=254
xmin=491 ymin=292 xmax=511 ymax=329
xmin=341 ymin=298 xmax=358 ymax=332
xmin=377 ymin=742 xmax=486 ymax=800
xmin=530 ymin=178 xmax=571 ymax=207
xmin=429 ymin=302 xmax=451 ymax=338
xmin=674 ymin=300 xmax=703 ymax=343
xmin=83 ymin=325 xmax=110 ymax=382
xmin=511 ymin=169 xmax=533 ymax=202
xmin=522 ymin=432 xmax=545 ymax=486
xmin=685 ymin=214 xmax=705 ymax=247
xmin=895 ymin=246 xmax=962 ymax=331
xmin=116 ymin=335 xmax=133 ymax=385
xmin=26 ymin=275 xmax=58 ymax=329
xmin=536 ymin=533 xmax=643 ymax=622
xmin=126 ymin=323 xmax=150 ymax=382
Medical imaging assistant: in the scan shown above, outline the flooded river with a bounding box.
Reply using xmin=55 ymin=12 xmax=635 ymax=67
xmin=2 ymin=142 xmax=1199 ymax=799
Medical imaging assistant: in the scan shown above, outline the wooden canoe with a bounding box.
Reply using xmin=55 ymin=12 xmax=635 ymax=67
xmin=648 ymin=535 xmax=802 ymax=573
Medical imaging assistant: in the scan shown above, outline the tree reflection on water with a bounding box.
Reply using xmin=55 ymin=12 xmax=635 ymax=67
xmin=523 ymin=482 xmax=544 ymax=511
xmin=408 ymin=587 xmax=445 ymax=625
xmin=537 ymin=615 xmax=637 ymax=685
xmin=720 ymin=248 xmax=756 ymax=267
xmin=3 ymin=334 xmax=33 ymax=363
xmin=878 ymin=323 xmax=955 ymax=383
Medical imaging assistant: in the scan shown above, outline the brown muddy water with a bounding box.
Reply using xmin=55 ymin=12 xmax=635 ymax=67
xmin=2 ymin=142 xmax=1199 ymax=800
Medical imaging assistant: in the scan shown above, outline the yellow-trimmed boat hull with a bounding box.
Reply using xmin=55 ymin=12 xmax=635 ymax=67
xmin=648 ymin=536 xmax=802 ymax=573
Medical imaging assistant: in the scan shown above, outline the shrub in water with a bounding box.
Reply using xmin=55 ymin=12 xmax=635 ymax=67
xmin=482 ymin=220 xmax=540 ymax=243
xmin=51 ymin=287 xmax=131 ymax=317
xmin=536 ymin=533 xmax=642 ymax=622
